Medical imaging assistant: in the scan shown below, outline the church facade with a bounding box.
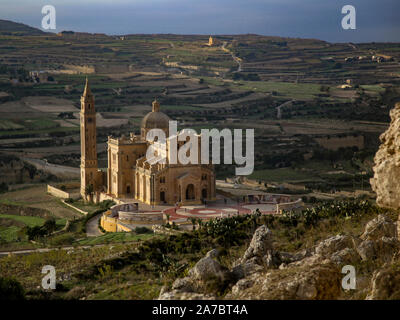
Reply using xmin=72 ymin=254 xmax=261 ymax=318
xmin=80 ymin=79 xmax=216 ymax=205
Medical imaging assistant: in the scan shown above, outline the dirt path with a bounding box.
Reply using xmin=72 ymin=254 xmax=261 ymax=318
xmin=86 ymin=212 xmax=104 ymax=237
xmin=276 ymin=100 xmax=294 ymax=119
xmin=222 ymin=41 xmax=242 ymax=72
xmin=0 ymin=243 xmax=113 ymax=258
xmin=23 ymin=157 xmax=80 ymax=178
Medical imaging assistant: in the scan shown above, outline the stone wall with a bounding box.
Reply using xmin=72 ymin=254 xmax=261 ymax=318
xmin=276 ymin=199 xmax=303 ymax=214
xmin=314 ymin=135 xmax=364 ymax=151
xmin=47 ymin=185 xmax=80 ymax=200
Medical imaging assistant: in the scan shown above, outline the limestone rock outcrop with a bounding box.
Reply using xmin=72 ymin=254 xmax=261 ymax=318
xmin=158 ymin=249 xmax=230 ymax=300
xmin=226 ymin=262 xmax=342 ymax=300
xmin=232 ymin=225 xmax=280 ymax=279
xmin=159 ymin=214 xmax=400 ymax=300
xmin=366 ymin=267 xmax=400 ymax=300
xmin=371 ymin=102 xmax=400 ymax=209
xmin=361 ymin=214 xmax=397 ymax=241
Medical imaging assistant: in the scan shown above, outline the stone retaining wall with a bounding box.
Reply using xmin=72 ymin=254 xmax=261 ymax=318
xmin=47 ymin=185 xmax=80 ymax=200
xmin=276 ymin=199 xmax=303 ymax=214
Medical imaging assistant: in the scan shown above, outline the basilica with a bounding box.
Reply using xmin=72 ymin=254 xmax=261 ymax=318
xmin=80 ymin=79 xmax=216 ymax=205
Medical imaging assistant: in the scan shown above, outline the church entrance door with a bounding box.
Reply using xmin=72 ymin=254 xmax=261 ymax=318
xmin=186 ymin=184 xmax=195 ymax=200
xmin=201 ymin=188 xmax=207 ymax=200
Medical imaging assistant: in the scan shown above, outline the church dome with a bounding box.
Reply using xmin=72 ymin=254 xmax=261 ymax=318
xmin=141 ymin=100 xmax=170 ymax=130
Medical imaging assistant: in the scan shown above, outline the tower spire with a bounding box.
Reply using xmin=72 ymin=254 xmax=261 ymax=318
xmin=83 ymin=77 xmax=92 ymax=97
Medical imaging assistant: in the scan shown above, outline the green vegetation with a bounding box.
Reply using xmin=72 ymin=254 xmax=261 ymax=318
xmin=0 ymin=199 xmax=390 ymax=300
xmin=249 ymin=167 xmax=316 ymax=183
xmin=0 ymin=215 xmax=66 ymax=243
xmin=0 ymin=277 xmax=25 ymax=300
xmin=76 ymin=232 xmax=155 ymax=245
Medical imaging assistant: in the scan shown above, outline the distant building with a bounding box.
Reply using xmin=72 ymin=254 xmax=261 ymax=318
xmin=208 ymin=36 xmax=214 ymax=46
xmin=29 ymin=70 xmax=51 ymax=83
xmin=372 ymin=54 xmax=394 ymax=63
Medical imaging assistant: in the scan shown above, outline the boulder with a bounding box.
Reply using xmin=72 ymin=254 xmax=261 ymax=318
xmin=315 ymin=235 xmax=355 ymax=257
xmin=229 ymin=273 xmax=261 ymax=297
xmin=398 ymin=214 xmax=400 ymax=241
xmin=171 ymin=277 xmax=195 ymax=292
xmin=227 ymin=262 xmax=341 ymax=300
xmin=239 ymin=225 xmax=274 ymax=264
xmin=158 ymin=290 xmax=216 ymax=300
xmin=330 ymin=248 xmax=361 ymax=265
xmin=279 ymin=249 xmax=313 ymax=264
xmin=231 ymin=258 xmax=264 ymax=279
xmin=366 ymin=267 xmax=400 ymax=300
xmin=371 ymin=103 xmax=400 ymax=209
xmin=233 ymin=225 xmax=280 ymax=279
xmin=357 ymin=237 xmax=399 ymax=262
xmin=158 ymin=249 xmax=232 ymax=299
xmin=360 ymin=214 xmax=397 ymax=241
xmin=188 ymin=249 xmax=229 ymax=284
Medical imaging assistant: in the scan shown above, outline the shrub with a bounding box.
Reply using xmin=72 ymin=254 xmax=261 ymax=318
xmin=0 ymin=182 xmax=8 ymax=193
xmin=135 ymin=227 xmax=152 ymax=234
xmin=99 ymin=200 xmax=116 ymax=210
xmin=49 ymin=233 xmax=74 ymax=246
xmin=43 ymin=218 xmax=57 ymax=234
xmin=0 ymin=277 xmax=25 ymax=300
xmin=26 ymin=225 xmax=47 ymax=240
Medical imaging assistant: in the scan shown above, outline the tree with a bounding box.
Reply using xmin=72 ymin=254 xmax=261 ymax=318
xmin=0 ymin=182 xmax=7 ymax=193
xmin=43 ymin=218 xmax=57 ymax=234
xmin=85 ymin=184 xmax=94 ymax=196
xmin=188 ymin=217 xmax=197 ymax=231
xmin=26 ymin=225 xmax=48 ymax=240
xmin=85 ymin=184 xmax=94 ymax=202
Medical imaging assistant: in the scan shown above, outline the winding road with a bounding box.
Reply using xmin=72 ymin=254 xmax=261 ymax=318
xmin=276 ymin=100 xmax=294 ymax=119
xmin=222 ymin=41 xmax=242 ymax=72
xmin=86 ymin=213 xmax=104 ymax=237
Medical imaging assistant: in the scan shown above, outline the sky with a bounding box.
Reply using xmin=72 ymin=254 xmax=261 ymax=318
xmin=1 ymin=0 xmax=399 ymax=43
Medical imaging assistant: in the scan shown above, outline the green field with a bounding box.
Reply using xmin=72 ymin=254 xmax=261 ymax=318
xmin=249 ymin=167 xmax=319 ymax=183
xmin=202 ymin=77 xmax=324 ymax=100
xmin=0 ymin=214 xmax=66 ymax=242
xmin=0 ymin=214 xmax=45 ymax=226
xmin=0 ymin=119 xmax=24 ymax=130
xmin=77 ymin=232 xmax=155 ymax=245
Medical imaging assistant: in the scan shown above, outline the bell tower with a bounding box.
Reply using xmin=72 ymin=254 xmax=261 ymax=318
xmin=80 ymin=78 xmax=98 ymax=197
